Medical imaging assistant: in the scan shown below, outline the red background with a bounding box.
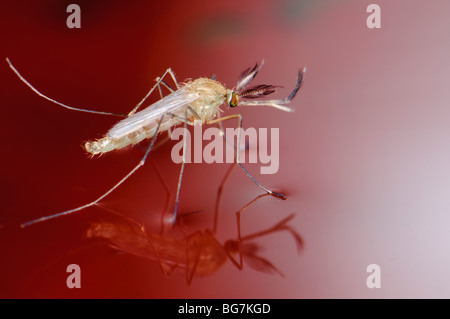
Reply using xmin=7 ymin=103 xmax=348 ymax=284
xmin=1 ymin=0 xmax=450 ymax=298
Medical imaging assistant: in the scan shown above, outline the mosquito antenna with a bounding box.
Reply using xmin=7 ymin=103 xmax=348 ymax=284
xmin=238 ymin=66 xmax=306 ymax=112
xmin=240 ymin=84 xmax=281 ymax=98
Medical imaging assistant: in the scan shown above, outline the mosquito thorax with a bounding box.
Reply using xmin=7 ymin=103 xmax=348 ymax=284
xmin=188 ymin=78 xmax=228 ymax=122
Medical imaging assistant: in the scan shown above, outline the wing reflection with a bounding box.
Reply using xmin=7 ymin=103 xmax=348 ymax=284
xmin=86 ymin=194 xmax=303 ymax=285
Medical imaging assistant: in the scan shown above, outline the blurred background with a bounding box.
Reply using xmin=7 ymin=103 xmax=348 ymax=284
xmin=1 ymin=0 xmax=450 ymax=298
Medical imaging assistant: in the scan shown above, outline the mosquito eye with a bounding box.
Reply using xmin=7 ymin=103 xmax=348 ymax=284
xmin=229 ymin=92 xmax=240 ymax=107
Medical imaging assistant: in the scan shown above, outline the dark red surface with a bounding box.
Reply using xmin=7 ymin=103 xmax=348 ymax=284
xmin=2 ymin=0 xmax=450 ymax=298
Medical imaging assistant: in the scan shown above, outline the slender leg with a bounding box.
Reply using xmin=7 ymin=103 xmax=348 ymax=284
xmin=149 ymin=160 xmax=173 ymax=234
xmin=186 ymin=235 xmax=204 ymax=286
xmin=91 ymin=171 xmax=183 ymax=279
xmin=159 ymin=78 xmax=176 ymax=93
xmin=148 ymin=70 xmax=177 ymax=105
xmin=146 ymin=232 xmax=183 ymax=278
xmin=95 ymin=208 xmax=183 ymax=280
xmin=225 ymin=194 xmax=301 ymax=275
xmin=146 ymin=79 xmax=176 ymax=152
xmin=155 ymin=77 xmax=173 ymax=99
xmin=20 ymin=115 xmax=166 ymax=228
xmin=171 ymin=108 xmax=190 ymax=224
xmin=145 ymin=77 xmax=178 ymax=154
xmin=214 ymin=111 xmax=247 ymax=151
xmin=215 ymin=111 xmax=225 ymax=136
xmin=128 ymin=68 xmax=180 ymax=116
xmin=164 ymin=108 xmax=201 ymax=225
xmin=213 ymin=164 xmax=236 ymax=234
xmin=234 ymin=194 xmax=271 ymax=269
xmin=90 ymin=204 xmax=146 ymax=232
xmin=207 ymin=114 xmax=287 ymax=200
xmin=219 ymin=194 xmax=273 ymax=271
xmin=149 ymin=130 xmax=171 ymax=152
xmin=6 ymin=57 xmax=185 ymax=118
xmin=165 ymin=106 xmax=200 ymax=123
xmin=6 ymin=57 xmax=127 ymax=117
xmin=239 ymin=213 xmax=303 ymax=253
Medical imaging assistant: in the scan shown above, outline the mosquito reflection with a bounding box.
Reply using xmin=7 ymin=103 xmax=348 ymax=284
xmin=86 ymin=193 xmax=303 ymax=285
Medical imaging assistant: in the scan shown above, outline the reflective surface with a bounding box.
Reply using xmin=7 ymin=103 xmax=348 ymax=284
xmin=2 ymin=0 xmax=450 ymax=298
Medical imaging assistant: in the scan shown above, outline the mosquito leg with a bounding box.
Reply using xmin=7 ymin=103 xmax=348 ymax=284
xmin=212 ymin=163 xmax=236 ymax=234
xmin=186 ymin=234 xmax=204 ymax=286
xmin=171 ymin=109 xmax=190 ymax=225
xmin=150 ymin=130 xmax=172 ymax=152
xmin=214 ymin=111 xmax=248 ymax=153
xmin=147 ymin=80 xmax=176 ymax=152
xmin=148 ymin=109 xmax=198 ymax=225
xmin=166 ymin=106 xmax=200 ymax=123
xmin=155 ymin=75 xmax=177 ymax=102
xmin=145 ymin=83 xmax=173 ymax=152
xmin=186 ymin=106 xmax=201 ymax=121
xmin=127 ymin=68 xmax=180 ymax=116
xmin=92 ymin=205 xmax=146 ymax=232
xmin=227 ymin=194 xmax=297 ymax=274
xmin=215 ymin=111 xmax=225 ymax=136
xmin=207 ymin=115 xmax=287 ymax=200
xmin=6 ymin=57 xmax=127 ymax=117
xmin=220 ymin=193 xmax=271 ymax=271
xmin=167 ymin=104 xmax=207 ymax=225
xmin=149 ymin=160 xmax=173 ymax=234
xmin=146 ymin=232 xmax=182 ymax=278
xmin=240 ymin=213 xmax=303 ymax=252
xmin=238 ymin=194 xmax=275 ymax=269
xmin=159 ymin=78 xmax=176 ymax=93
xmin=20 ymin=115 xmax=166 ymax=228
xmin=165 ymin=112 xmax=195 ymax=125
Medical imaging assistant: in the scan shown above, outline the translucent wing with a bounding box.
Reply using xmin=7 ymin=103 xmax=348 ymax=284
xmin=108 ymin=86 xmax=200 ymax=139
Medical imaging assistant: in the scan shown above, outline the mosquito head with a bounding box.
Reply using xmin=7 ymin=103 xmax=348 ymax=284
xmin=227 ymin=84 xmax=279 ymax=108
xmin=227 ymin=91 xmax=241 ymax=107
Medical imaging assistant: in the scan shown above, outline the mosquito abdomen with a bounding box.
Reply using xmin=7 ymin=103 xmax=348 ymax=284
xmin=85 ymin=122 xmax=171 ymax=155
xmin=85 ymin=137 xmax=114 ymax=155
xmin=85 ymin=134 xmax=147 ymax=155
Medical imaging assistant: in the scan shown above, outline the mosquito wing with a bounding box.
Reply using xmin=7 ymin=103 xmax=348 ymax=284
xmin=107 ymin=86 xmax=200 ymax=139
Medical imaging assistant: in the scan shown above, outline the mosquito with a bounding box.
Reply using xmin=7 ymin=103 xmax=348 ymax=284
xmin=86 ymin=193 xmax=303 ymax=286
xmin=6 ymin=57 xmax=306 ymax=228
